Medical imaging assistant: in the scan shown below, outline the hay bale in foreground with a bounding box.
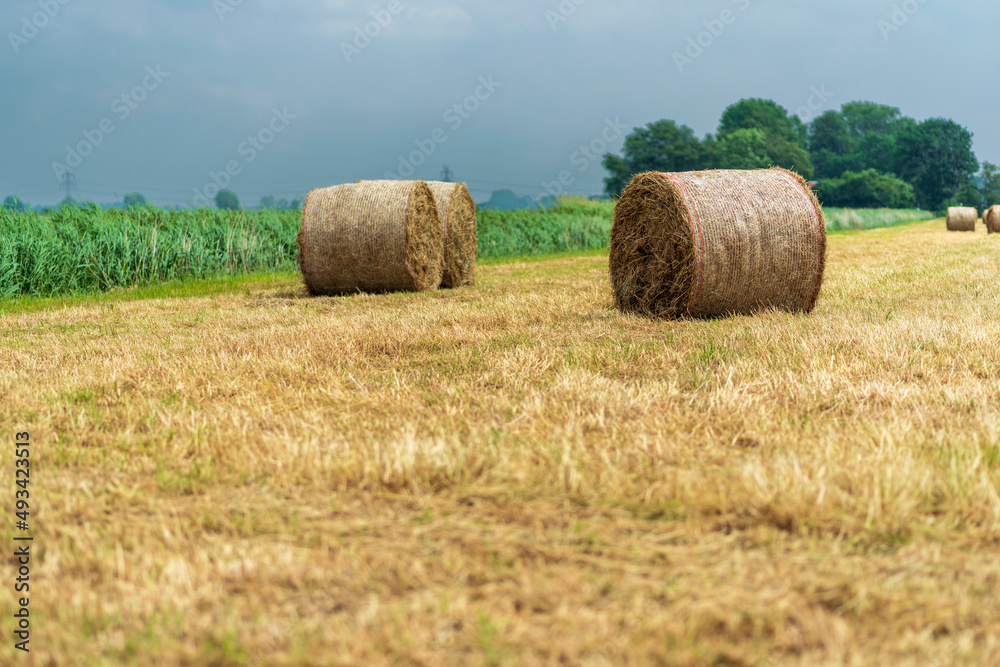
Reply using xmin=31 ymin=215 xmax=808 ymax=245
xmin=986 ymin=205 xmax=1000 ymax=234
xmin=297 ymin=180 xmax=442 ymax=295
xmin=424 ymin=181 xmax=477 ymax=287
xmin=946 ymin=206 xmax=977 ymax=232
xmin=609 ymin=168 xmax=827 ymax=319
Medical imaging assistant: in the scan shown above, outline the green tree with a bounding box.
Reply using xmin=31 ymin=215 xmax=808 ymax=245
xmin=714 ymin=128 xmax=772 ymax=169
xmin=840 ymin=101 xmax=905 ymax=139
xmin=717 ymin=98 xmax=813 ymax=177
xmin=2 ymin=196 xmax=30 ymax=212
xmin=893 ymin=118 xmax=978 ymax=209
xmin=808 ymin=110 xmax=854 ymax=179
xmin=260 ymin=195 xmax=276 ymax=209
xmin=602 ymin=154 xmax=631 ymax=198
xmin=215 ymin=189 xmax=240 ymax=210
xmin=853 ymin=131 xmax=906 ymax=176
xmin=808 ymin=110 xmax=852 ymax=155
xmin=123 ymin=192 xmax=147 ymax=208
xmin=808 ymin=103 xmax=916 ymax=180
xmin=814 ymin=169 xmax=916 ymax=208
xmin=952 ymin=178 xmax=982 ymax=209
xmin=979 ymin=161 xmax=1000 ymax=206
xmin=846 ymin=105 xmax=914 ymax=176
xmin=601 ymin=120 xmax=708 ymax=197
xmin=719 ymin=98 xmax=800 ymax=144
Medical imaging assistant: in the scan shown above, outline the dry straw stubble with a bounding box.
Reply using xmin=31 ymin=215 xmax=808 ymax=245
xmin=945 ymin=206 xmax=977 ymax=232
xmin=424 ymin=181 xmax=478 ymax=287
xmin=609 ymin=168 xmax=827 ymax=319
xmin=297 ymin=180 xmax=443 ymax=295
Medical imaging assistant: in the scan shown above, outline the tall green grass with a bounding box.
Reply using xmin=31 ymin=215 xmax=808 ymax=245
xmin=477 ymin=198 xmax=612 ymax=258
xmin=0 ymin=204 xmax=298 ymax=297
xmin=0 ymin=199 xmax=936 ymax=298
xmin=823 ymin=207 xmax=932 ymax=231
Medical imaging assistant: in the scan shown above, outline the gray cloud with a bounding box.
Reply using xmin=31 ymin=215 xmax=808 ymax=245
xmin=2 ymin=0 xmax=998 ymax=206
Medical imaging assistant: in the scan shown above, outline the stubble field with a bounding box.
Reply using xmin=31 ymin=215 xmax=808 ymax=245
xmin=2 ymin=217 xmax=999 ymax=665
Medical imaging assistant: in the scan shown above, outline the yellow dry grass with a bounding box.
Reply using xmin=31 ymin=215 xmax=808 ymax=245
xmin=2 ymin=218 xmax=1000 ymax=665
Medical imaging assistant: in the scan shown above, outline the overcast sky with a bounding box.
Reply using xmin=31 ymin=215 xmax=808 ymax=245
xmin=2 ymin=0 xmax=998 ymax=207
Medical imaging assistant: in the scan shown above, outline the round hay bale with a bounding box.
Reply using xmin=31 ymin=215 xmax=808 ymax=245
xmin=609 ymin=168 xmax=827 ymax=319
xmin=425 ymin=181 xmax=477 ymax=288
xmin=986 ymin=205 xmax=1000 ymax=234
xmin=946 ymin=206 xmax=977 ymax=232
xmin=297 ymin=180 xmax=442 ymax=295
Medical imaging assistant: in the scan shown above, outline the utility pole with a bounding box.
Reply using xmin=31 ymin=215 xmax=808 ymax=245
xmin=59 ymin=171 xmax=76 ymax=201
xmin=440 ymin=165 xmax=453 ymax=182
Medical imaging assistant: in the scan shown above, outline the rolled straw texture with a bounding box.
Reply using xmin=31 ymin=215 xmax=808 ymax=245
xmin=424 ymin=181 xmax=478 ymax=287
xmin=946 ymin=207 xmax=977 ymax=232
xmin=609 ymin=168 xmax=827 ymax=319
xmin=297 ymin=180 xmax=442 ymax=295
xmin=985 ymin=205 xmax=1000 ymax=234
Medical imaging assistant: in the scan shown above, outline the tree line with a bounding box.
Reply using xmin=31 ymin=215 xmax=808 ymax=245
xmin=1 ymin=190 xmax=303 ymax=213
xmin=602 ymin=99 xmax=998 ymax=211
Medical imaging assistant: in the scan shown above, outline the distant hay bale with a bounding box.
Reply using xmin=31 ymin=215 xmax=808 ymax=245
xmin=986 ymin=205 xmax=1000 ymax=234
xmin=297 ymin=180 xmax=443 ymax=295
xmin=946 ymin=206 xmax=977 ymax=232
xmin=424 ymin=181 xmax=477 ymax=287
xmin=609 ymin=168 xmax=827 ymax=319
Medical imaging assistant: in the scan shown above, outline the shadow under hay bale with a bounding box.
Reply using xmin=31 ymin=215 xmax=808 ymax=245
xmin=297 ymin=180 xmax=442 ymax=295
xmin=946 ymin=206 xmax=977 ymax=232
xmin=609 ymin=168 xmax=827 ymax=319
xmin=423 ymin=181 xmax=478 ymax=288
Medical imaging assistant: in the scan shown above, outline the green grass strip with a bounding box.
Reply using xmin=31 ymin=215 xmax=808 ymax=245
xmin=0 ymin=198 xmax=935 ymax=299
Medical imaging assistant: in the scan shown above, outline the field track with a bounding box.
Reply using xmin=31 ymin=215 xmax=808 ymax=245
xmin=2 ymin=218 xmax=999 ymax=665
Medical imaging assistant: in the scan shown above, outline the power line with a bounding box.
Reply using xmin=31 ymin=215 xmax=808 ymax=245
xmin=5 ymin=172 xmax=603 ymax=206
xmin=59 ymin=172 xmax=76 ymax=201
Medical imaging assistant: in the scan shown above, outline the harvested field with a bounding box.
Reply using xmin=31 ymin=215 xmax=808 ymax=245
xmin=2 ymin=217 xmax=1000 ymax=665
